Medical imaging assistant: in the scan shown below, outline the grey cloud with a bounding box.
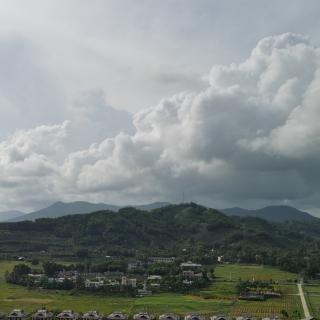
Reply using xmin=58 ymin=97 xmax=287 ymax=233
xmin=0 ymin=35 xmax=65 ymax=137
xmin=66 ymin=90 xmax=135 ymax=150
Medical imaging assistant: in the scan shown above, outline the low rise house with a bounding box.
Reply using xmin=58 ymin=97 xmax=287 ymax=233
xmin=133 ymin=313 xmax=154 ymax=320
xmin=159 ymin=313 xmax=180 ymax=320
xmin=149 ymin=257 xmax=176 ymax=264
xmin=210 ymin=316 xmax=230 ymax=320
xmin=28 ymin=274 xmax=46 ymax=284
xmin=56 ymin=310 xmax=79 ymax=320
xmin=217 ymin=256 xmax=224 ymax=263
xmin=184 ymin=315 xmax=204 ymax=320
xmin=82 ymin=311 xmax=102 ymax=320
xmin=147 ymin=275 xmax=162 ymax=288
xmin=85 ymin=279 xmax=105 ymax=289
xmin=182 ymin=279 xmax=193 ymax=285
xmin=136 ymin=288 xmax=152 ymax=296
xmin=106 ymin=312 xmax=128 ymax=320
xmin=57 ymin=270 xmax=79 ymax=278
xmin=147 ymin=275 xmax=162 ymax=281
xmin=121 ymin=276 xmax=137 ymax=287
xmin=32 ymin=309 xmax=54 ymax=320
xmin=105 ymin=279 xmax=120 ymax=286
xmin=180 ymin=262 xmax=202 ymax=270
xmin=7 ymin=310 xmax=28 ymax=320
xmin=127 ymin=261 xmax=143 ymax=271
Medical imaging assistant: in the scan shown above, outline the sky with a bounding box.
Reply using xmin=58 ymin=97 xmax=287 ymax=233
xmin=1 ymin=0 xmax=320 ymax=214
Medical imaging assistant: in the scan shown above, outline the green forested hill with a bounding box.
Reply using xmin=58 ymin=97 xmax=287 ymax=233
xmin=0 ymin=203 xmax=319 ymax=274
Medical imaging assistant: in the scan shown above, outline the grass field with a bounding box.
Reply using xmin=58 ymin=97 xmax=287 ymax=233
xmin=0 ymin=261 xmax=304 ymax=317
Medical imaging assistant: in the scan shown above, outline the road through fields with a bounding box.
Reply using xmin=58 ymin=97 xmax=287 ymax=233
xmin=298 ymin=283 xmax=311 ymax=318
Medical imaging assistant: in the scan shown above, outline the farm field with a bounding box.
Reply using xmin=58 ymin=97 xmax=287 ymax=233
xmin=215 ymin=264 xmax=298 ymax=282
xmin=0 ymin=261 xmax=303 ymax=317
xmin=230 ymin=295 xmax=302 ymax=319
xmin=304 ymin=284 xmax=320 ymax=318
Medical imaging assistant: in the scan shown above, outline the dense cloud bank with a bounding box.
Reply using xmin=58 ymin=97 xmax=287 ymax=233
xmin=1 ymin=33 xmax=320 ymax=211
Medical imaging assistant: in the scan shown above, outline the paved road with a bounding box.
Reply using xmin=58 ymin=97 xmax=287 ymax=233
xmin=298 ymin=283 xmax=311 ymax=318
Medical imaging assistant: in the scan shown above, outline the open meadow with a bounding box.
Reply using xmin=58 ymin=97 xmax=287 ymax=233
xmin=0 ymin=261 xmax=308 ymax=318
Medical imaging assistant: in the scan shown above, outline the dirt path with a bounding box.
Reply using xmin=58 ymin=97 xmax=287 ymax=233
xmin=298 ymin=282 xmax=311 ymax=318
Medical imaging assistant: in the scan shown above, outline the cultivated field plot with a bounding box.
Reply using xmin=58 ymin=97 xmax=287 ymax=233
xmin=304 ymin=284 xmax=320 ymax=318
xmin=215 ymin=264 xmax=298 ymax=282
xmin=230 ymin=295 xmax=302 ymax=318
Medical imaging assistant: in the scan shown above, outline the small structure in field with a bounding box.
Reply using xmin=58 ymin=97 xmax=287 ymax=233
xmin=7 ymin=310 xmax=29 ymax=320
xmin=236 ymin=317 xmax=254 ymax=320
xmin=184 ymin=314 xmax=205 ymax=320
xmin=159 ymin=314 xmax=180 ymax=320
xmin=32 ymin=309 xmax=54 ymax=320
xmin=106 ymin=312 xmax=129 ymax=320
xmin=82 ymin=311 xmax=102 ymax=320
xmin=133 ymin=312 xmax=155 ymax=320
xmin=239 ymin=293 xmax=265 ymax=301
xmin=56 ymin=310 xmax=79 ymax=320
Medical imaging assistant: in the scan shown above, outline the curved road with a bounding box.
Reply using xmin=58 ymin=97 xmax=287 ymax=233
xmin=298 ymin=283 xmax=311 ymax=318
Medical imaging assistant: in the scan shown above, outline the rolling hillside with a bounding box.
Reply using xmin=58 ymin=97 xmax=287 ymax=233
xmin=222 ymin=205 xmax=316 ymax=222
xmin=1 ymin=203 xmax=320 ymax=267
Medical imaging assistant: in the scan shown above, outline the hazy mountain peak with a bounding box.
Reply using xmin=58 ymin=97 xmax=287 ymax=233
xmin=8 ymin=201 xmax=171 ymax=222
xmin=0 ymin=210 xmax=25 ymax=222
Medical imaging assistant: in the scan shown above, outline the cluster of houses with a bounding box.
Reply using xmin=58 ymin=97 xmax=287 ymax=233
xmin=27 ymin=259 xmax=205 ymax=294
xmin=81 ymin=260 xmax=204 ymax=290
xmin=3 ymin=310 xmax=286 ymax=320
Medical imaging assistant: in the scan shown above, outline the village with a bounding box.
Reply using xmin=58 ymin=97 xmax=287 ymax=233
xmin=6 ymin=257 xmax=211 ymax=297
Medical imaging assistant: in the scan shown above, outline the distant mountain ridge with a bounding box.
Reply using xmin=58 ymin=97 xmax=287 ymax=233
xmin=9 ymin=201 xmax=171 ymax=222
xmin=221 ymin=205 xmax=316 ymax=222
xmin=6 ymin=202 xmax=316 ymax=223
xmin=0 ymin=210 xmax=25 ymax=222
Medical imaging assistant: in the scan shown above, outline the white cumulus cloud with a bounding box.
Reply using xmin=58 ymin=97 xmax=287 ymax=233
xmin=1 ymin=33 xmax=320 ymax=211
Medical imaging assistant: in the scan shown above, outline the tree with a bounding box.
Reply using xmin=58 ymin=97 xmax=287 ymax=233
xmin=76 ymin=249 xmax=89 ymax=259
xmin=13 ymin=264 xmax=31 ymax=277
xmin=42 ymin=261 xmax=63 ymax=276
xmin=281 ymin=310 xmax=289 ymax=319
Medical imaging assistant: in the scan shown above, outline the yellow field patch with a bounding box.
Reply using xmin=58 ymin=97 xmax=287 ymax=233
xmin=1 ymin=298 xmax=54 ymax=303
